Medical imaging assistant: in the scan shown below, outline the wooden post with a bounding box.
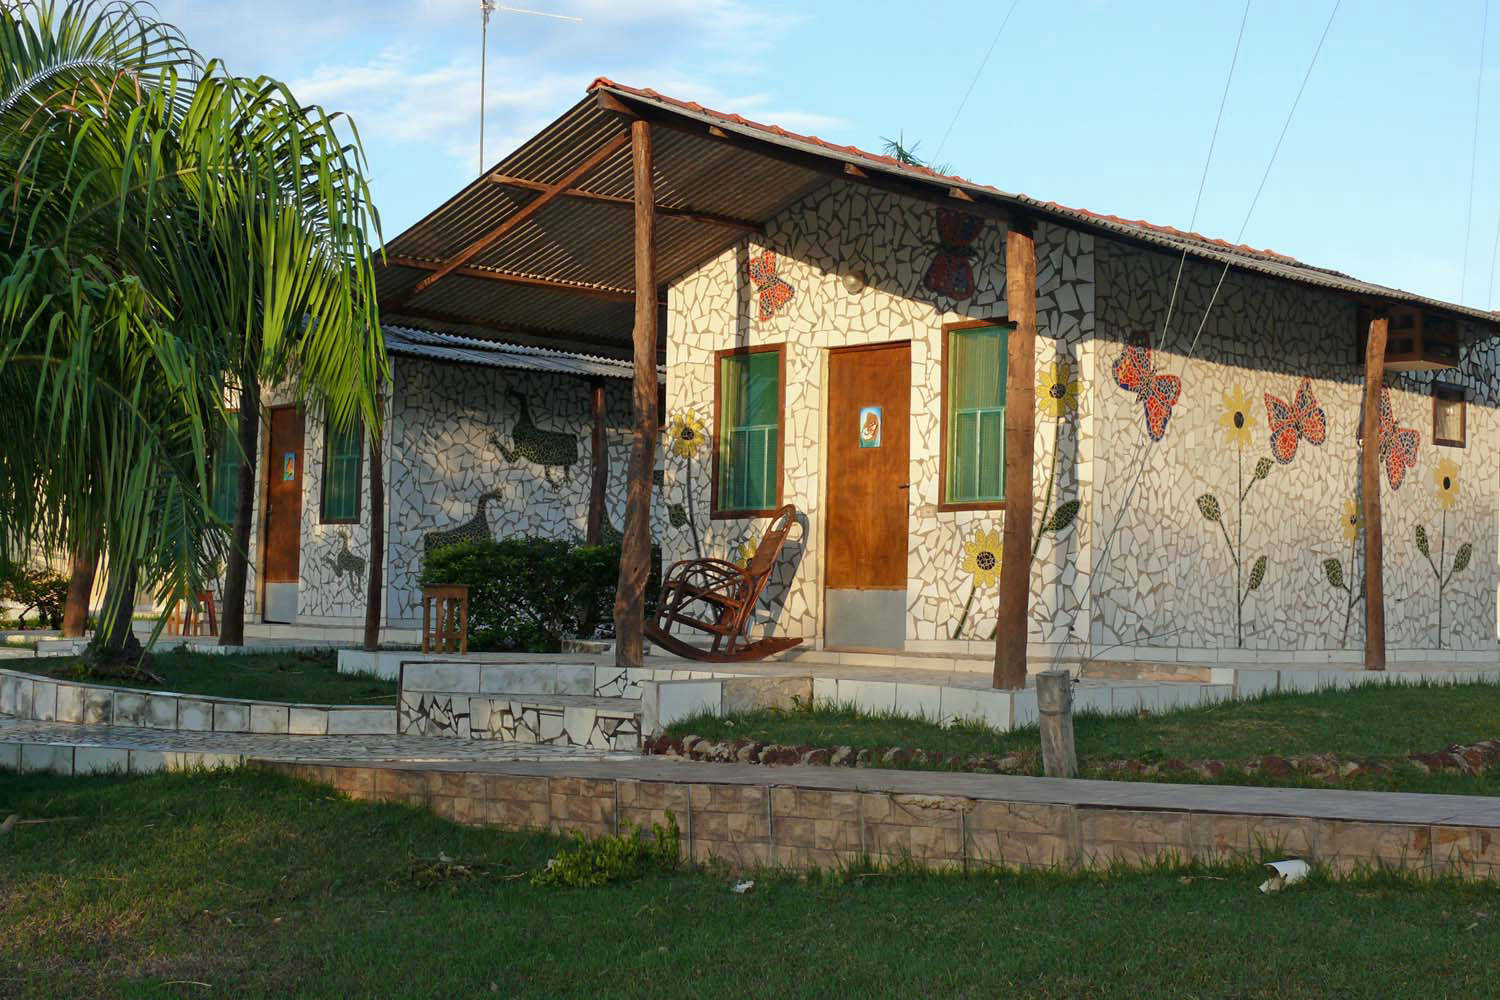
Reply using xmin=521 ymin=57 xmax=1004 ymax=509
xmin=363 ymin=396 xmax=385 ymax=652
xmin=1036 ymin=670 xmax=1077 ymax=778
xmin=993 ymin=222 xmax=1037 ymax=690
xmin=612 ymin=119 xmax=658 ymax=667
xmin=1360 ymin=315 xmax=1388 ymax=671
xmin=587 ymin=378 xmax=609 ymax=546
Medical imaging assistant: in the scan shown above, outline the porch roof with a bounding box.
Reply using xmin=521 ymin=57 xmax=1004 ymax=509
xmin=376 ymin=79 xmax=1500 ymax=357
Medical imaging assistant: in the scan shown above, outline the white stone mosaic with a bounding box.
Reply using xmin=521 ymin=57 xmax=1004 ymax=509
xmin=1090 ymin=241 xmax=1500 ymax=652
xmin=664 ymin=179 xmax=1094 ymax=648
xmin=295 ymin=356 xmax=668 ymax=626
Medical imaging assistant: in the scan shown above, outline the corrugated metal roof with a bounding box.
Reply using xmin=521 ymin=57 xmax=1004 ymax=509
xmin=376 ymin=79 xmax=1500 ymax=355
xmin=383 ymin=324 xmax=653 ymax=379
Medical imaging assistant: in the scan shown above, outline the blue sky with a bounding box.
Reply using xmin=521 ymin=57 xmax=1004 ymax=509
xmin=157 ymin=1 xmax=1496 ymax=308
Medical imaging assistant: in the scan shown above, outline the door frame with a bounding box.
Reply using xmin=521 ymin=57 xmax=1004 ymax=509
xmin=819 ymin=339 xmax=912 ymax=648
xmin=260 ymin=404 xmax=304 ymax=623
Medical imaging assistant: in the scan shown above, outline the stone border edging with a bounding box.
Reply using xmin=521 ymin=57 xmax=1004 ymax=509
xmin=0 ymin=667 xmax=394 ymax=735
xmin=643 ymin=734 xmax=1500 ymax=784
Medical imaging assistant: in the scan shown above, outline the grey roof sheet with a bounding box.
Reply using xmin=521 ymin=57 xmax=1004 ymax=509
xmin=383 ymin=324 xmax=653 ymax=379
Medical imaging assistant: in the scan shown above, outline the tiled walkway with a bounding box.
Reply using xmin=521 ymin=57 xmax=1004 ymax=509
xmin=0 ymin=716 xmax=630 ymax=775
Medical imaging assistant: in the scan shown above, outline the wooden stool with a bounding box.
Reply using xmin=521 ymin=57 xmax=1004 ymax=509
xmin=422 ymin=585 xmax=469 ymax=654
xmin=170 ymin=591 xmax=219 ymax=636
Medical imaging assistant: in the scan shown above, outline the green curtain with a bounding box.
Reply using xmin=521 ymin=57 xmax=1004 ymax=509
xmin=718 ymin=351 xmax=780 ymax=510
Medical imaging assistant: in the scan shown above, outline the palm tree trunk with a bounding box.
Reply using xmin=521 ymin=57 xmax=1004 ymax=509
xmin=96 ymin=562 xmax=138 ymax=656
xmin=219 ymin=376 xmax=260 ymax=645
xmin=62 ymin=543 xmax=99 ymax=637
xmin=363 ymin=411 xmax=384 ymax=651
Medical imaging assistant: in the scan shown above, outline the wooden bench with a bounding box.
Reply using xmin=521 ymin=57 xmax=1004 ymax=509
xmin=168 ymin=591 xmax=218 ymax=637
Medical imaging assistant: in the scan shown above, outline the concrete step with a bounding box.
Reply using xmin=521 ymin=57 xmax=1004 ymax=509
xmin=397 ymin=690 xmax=642 ymax=751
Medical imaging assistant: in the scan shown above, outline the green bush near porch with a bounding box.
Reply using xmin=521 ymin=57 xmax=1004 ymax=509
xmin=420 ymin=537 xmax=660 ymax=653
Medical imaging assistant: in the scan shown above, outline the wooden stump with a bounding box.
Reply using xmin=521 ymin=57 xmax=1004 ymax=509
xmin=1037 ymin=670 xmax=1077 ymax=778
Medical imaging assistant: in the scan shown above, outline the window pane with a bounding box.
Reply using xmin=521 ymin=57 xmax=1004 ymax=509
xmin=211 ymin=425 xmax=239 ymax=523
xmin=718 ymin=351 xmax=780 ymax=510
xmin=946 ymin=327 xmax=1008 ymax=503
xmin=322 ymin=421 xmax=361 ymax=521
xmin=951 ymin=328 xmax=1006 ymax=409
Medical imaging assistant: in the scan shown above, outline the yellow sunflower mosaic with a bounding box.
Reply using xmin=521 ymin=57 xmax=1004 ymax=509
xmin=1036 ymin=360 xmax=1081 ymax=418
xmin=1342 ymin=498 xmax=1361 ymax=542
xmin=1434 ymin=458 xmax=1461 ymax=511
xmin=961 ymin=528 xmax=1003 ymax=589
xmin=666 ymin=410 xmax=708 ymax=460
xmin=1218 ymin=385 xmax=1255 ymax=449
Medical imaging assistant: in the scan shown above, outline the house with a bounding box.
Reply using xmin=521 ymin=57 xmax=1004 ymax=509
xmin=225 ymin=325 xmax=666 ymax=640
xmin=360 ymin=79 xmax=1500 ymax=665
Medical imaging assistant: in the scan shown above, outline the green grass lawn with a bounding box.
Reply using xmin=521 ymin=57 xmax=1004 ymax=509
xmin=664 ymin=680 xmax=1500 ymax=794
xmin=23 ymin=650 xmax=397 ymax=706
xmin=2 ymin=768 xmax=1498 ymax=998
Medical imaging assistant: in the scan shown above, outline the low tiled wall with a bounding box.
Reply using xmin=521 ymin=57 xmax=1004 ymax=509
xmin=261 ymin=759 xmax=1500 ymax=879
xmin=0 ymin=668 xmax=394 ymax=735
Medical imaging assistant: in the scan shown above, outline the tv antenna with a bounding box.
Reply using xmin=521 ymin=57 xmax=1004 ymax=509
xmin=480 ymin=2 xmax=582 ymax=174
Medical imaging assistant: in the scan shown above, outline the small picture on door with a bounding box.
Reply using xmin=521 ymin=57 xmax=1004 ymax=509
xmin=282 ymin=451 xmax=297 ymax=481
xmin=859 ymin=406 xmax=882 ymax=449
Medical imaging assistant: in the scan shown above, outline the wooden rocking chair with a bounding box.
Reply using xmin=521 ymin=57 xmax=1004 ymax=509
xmin=644 ymin=504 xmax=803 ymax=663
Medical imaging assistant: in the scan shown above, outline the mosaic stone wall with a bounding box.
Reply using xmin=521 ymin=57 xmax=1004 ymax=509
xmin=664 ymin=179 xmax=1095 ymax=647
xmin=1090 ymin=239 xmax=1500 ymax=652
xmin=271 ymin=353 xmax=669 ymax=627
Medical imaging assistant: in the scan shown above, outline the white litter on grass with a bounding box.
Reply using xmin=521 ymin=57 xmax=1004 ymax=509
xmin=731 ymin=880 xmax=755 ymax=894
xmin=1259 ymin=859 xmax=1310 ymax=893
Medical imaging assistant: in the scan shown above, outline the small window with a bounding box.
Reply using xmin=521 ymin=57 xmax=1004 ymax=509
xmin=320 ymin=418 xmax=363 ymax=523
xmin=714 ymin=347 xmax=782 ymax=514
xmin=943 ymin=324 xmax=1009 ymax=506
xmin=1433 ymin=382 xmax=1466 ymax=448
xmin=210 ymin=418 xmax=240 ymax=524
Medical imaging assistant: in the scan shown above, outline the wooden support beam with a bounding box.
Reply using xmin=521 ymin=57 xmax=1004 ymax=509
xmin=587 ymin=378 xmax=609 ymax=546
xmin=389 ymin=256 xmax=633 ymax=301
xmin=1361 ymin=315 xmax=1389 ymax=671
xmin=994 ymin=224 xmax=1037 ymax=690
xmin=407 ymin=130 xmax=631 ymax=299
xmin=612 ymin=119 xmax=659 ymax=668
xmin=487 ymin=175 xmax=763 ymax=234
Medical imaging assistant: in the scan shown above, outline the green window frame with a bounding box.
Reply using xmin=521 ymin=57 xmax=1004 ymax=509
xmin=942 ymin=323 xmax=1009 ymax=507
xmin=320 ymin=418 xmax=363 ymax=524
xmin=210 ymin=418 xmax=240 ymax=525
xmin=714 ymin=346 xmax=783 ymax=515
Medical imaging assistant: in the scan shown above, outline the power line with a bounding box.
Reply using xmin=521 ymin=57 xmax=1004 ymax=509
xmin=933 ymin=0 xmax=1021 ymax=162
xmin=1462 ymin=0 xmax=1489 ymax=304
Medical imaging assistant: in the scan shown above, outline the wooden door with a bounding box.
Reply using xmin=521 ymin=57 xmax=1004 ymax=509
xmin=826 ymin=342 xmax=910 ymax=589
xmin=263 ymin=406 xmax=304 ymax=584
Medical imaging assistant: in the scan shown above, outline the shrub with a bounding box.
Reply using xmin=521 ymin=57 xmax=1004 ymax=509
xmin=0 ymin=566 xmax=69 ymax=629
xmin=419 ymin=537 xmax=660 ymax=653
xmin=532 ymin=812 xmax=681 ymax=887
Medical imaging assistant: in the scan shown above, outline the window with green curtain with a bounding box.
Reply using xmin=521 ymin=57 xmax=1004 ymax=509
xmin=717 ymin=349 xmax=781 ymax=511
xmin=210 ymin=421 xmax=240 ymax=524
xmin=320 ymin=419 xmax=363 ymax=522
xmin=946 ymin=325 xmax=1008 ymax=504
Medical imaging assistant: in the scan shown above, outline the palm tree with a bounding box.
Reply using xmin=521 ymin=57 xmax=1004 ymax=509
xmin=0 ymin=0 xmax=384 ymax=665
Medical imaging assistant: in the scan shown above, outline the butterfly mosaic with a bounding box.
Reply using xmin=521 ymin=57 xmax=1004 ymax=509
xmin=922 ymin=209 xmax=984 ymax=299
xmin=1264 ymin=377 xmax=1327 ymax=464
xmin=1375 ymin=387 xmax=1420 ymax=489
xmin=1112 ymin=334 xmax=1182 ymax=441
xmin=747 ymin=250 xmax=794 ymax=321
